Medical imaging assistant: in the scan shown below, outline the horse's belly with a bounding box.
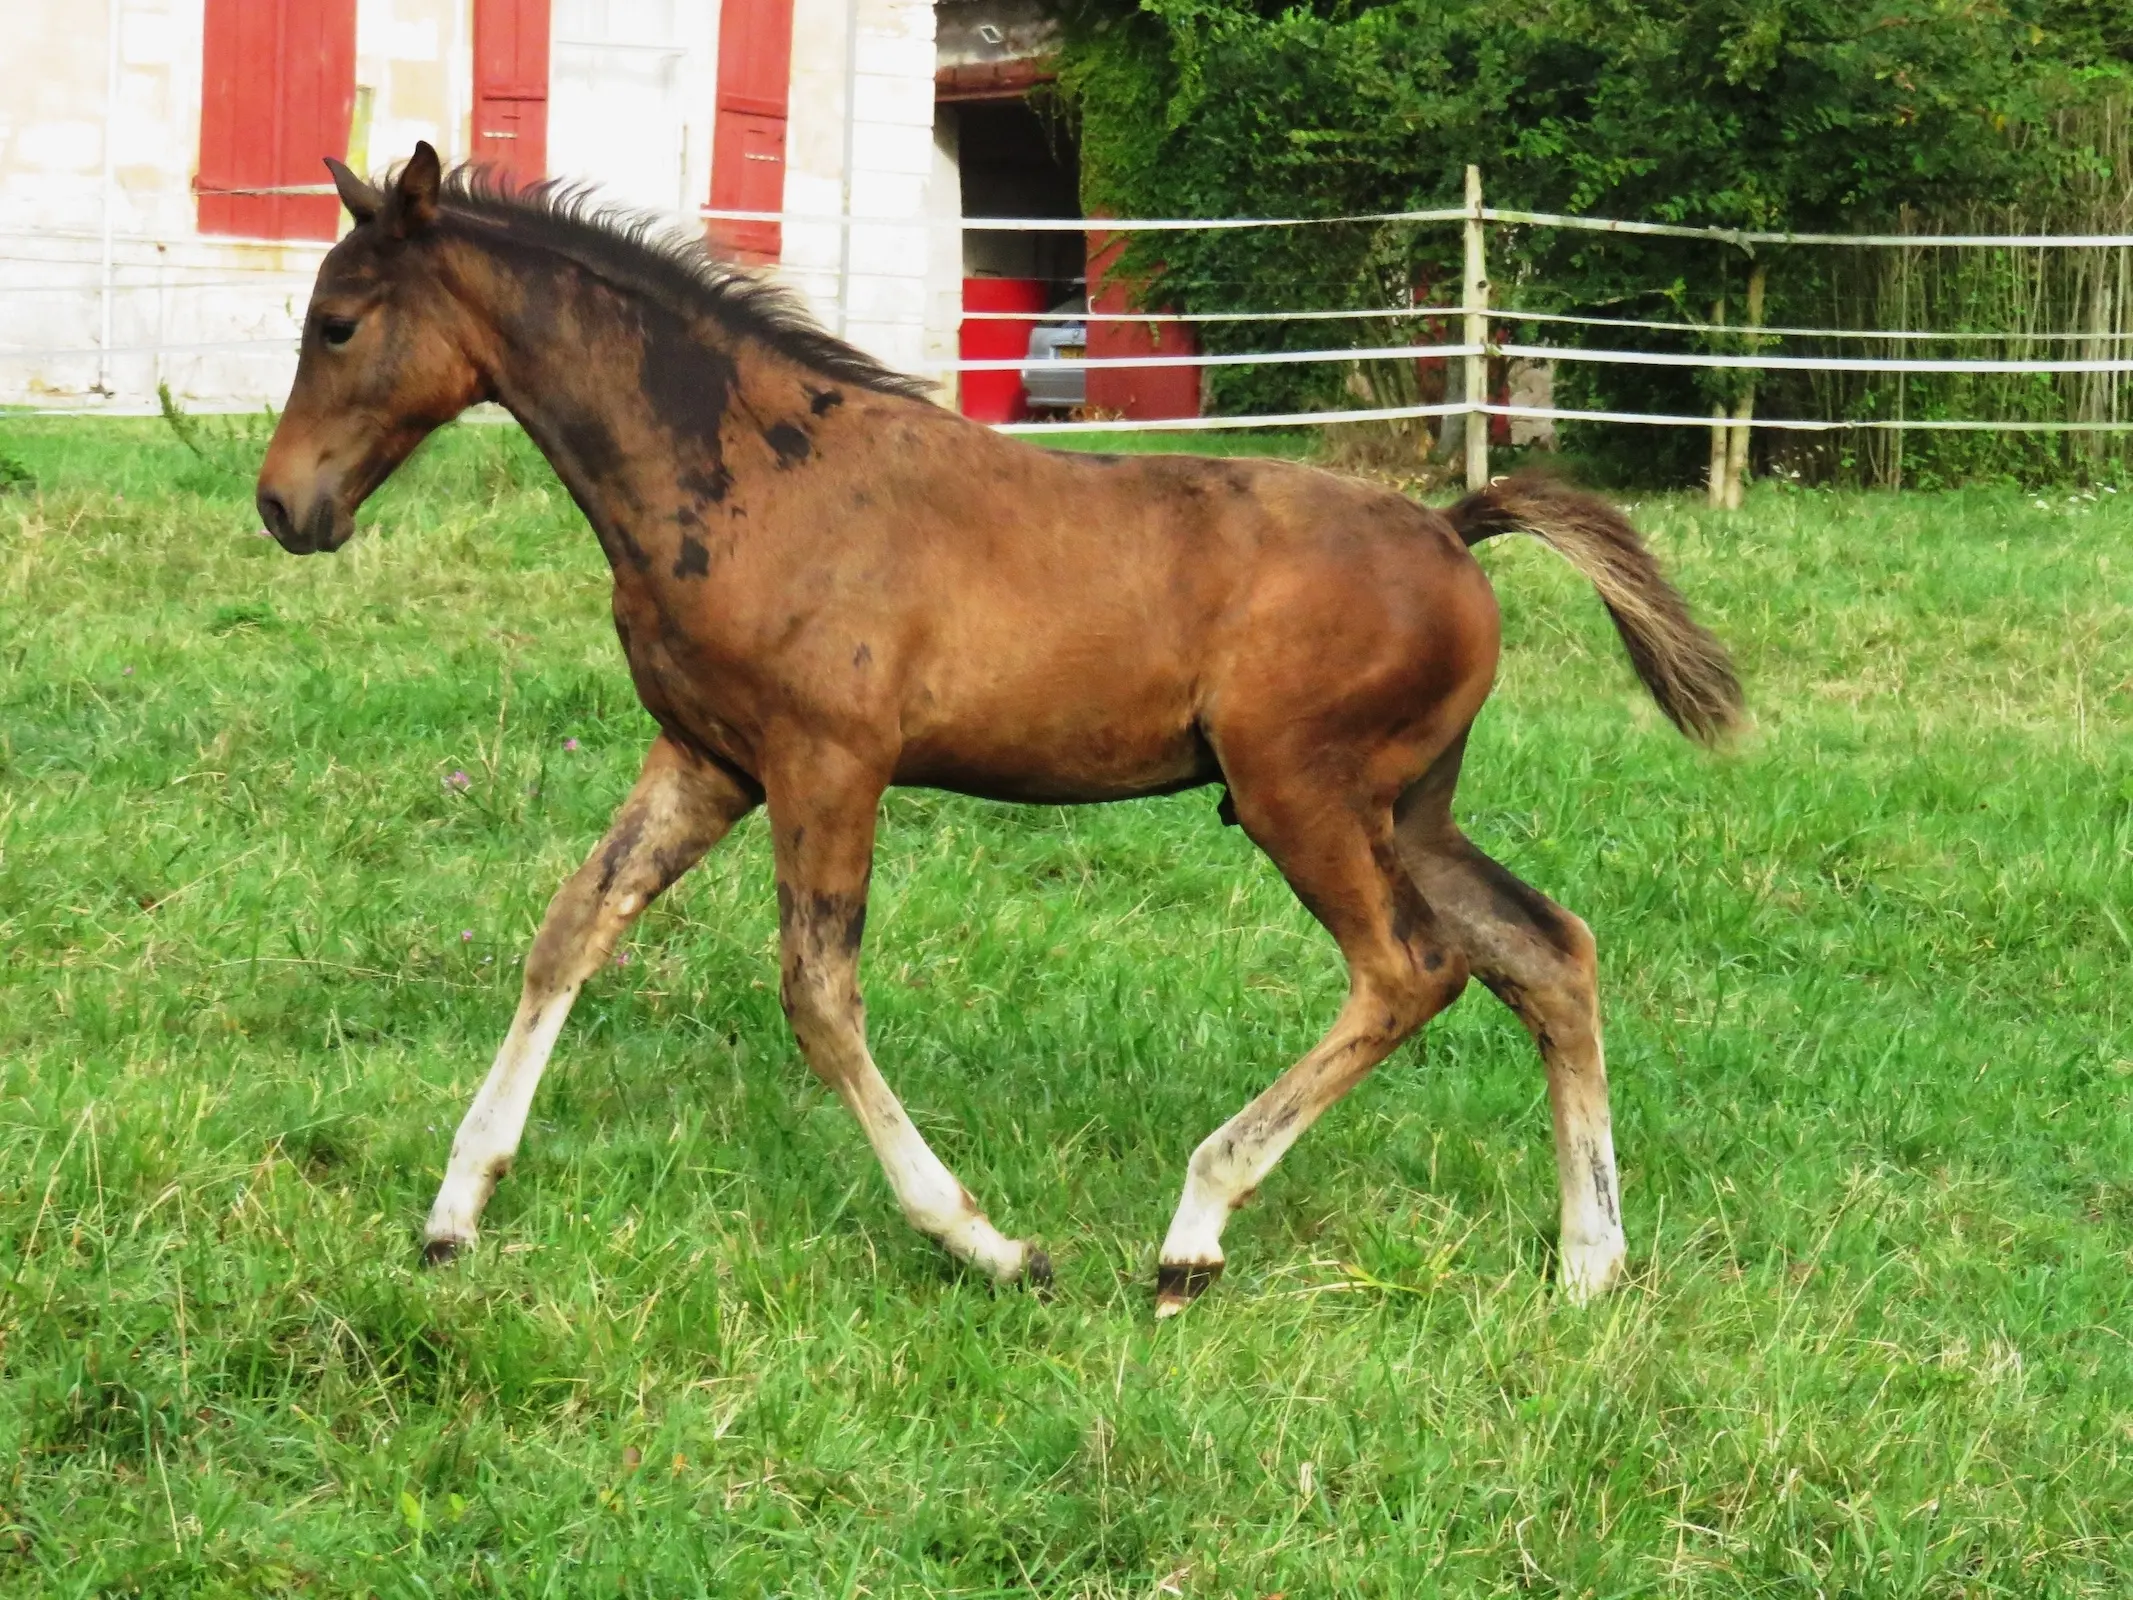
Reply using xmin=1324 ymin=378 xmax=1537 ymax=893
xmin=891 ymin=708 xmax=1215 ymax=805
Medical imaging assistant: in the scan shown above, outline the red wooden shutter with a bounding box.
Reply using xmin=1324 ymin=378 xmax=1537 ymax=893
xmin=474 ymin=0 xmax=550 ymax=187
xmin=197 ymin=0 xmax=357 ymax=241
xmin=708 ymin=0 xmax=796 ymax=264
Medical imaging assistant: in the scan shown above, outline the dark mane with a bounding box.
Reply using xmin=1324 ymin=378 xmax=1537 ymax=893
xmin=433 ymin=166 xmax=936 ymax=402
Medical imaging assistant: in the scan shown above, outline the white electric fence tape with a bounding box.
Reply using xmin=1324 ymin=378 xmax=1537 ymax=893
xmin=13 ymin=193 xmax=2133 ymax=432
xmin=994 ymin=403 xmax=1468 ymax=435
xmin=1494 ymin=343 xmax=2133 ymax=375
xmin=17 ymin=336 xmax=2133 ymax=377
xmin=997 ymin=404 xmax=2133 ymax=436
xmin=940 ymin=342 xmax=1478 ymax=372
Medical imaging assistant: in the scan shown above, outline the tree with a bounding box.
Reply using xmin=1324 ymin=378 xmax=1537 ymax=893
xmin=1055 ymin=0 xmax=2130 ymax=481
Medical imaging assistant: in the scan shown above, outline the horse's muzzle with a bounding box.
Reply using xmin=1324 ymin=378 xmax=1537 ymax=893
xmin=256 ymin=485 xmax=347 ymax=554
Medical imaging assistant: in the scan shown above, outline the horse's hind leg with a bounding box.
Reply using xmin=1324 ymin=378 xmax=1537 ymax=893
xmin=1393 ymin=734 xmax=1626 ymax=1301
xmin=1155 ymin=773 xmax=1470 ymax=1316
xmin=421 ymin=735 xmax=759 ymax=1263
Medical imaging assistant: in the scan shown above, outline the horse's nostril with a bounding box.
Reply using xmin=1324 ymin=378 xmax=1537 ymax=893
xmin=257 ymin=489 xmax=296 ymax=544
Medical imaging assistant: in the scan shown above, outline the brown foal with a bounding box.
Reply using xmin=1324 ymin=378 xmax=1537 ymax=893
xmin=256 ymin=146 xmax=1742 ymax=1312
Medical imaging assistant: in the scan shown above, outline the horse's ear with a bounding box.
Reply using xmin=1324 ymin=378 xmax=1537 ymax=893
xmin=382 ymin=141 xmax=443 ymax=239
xmin=324 ymin=157 xmax=381 ymax=224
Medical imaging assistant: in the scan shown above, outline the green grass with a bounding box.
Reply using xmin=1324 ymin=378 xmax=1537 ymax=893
xmin=2 ymin=416 xmax=2130 ymax=1597
xmin=1036 ymin=428 xmax=1317 ymax=458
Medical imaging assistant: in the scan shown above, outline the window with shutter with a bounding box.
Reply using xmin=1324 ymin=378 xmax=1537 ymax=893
xmin=474 ymin=0 xmax=551 ymax=186
xmin=707 ymin=0 xmax=795 ymax=264
xmin=196 ymin=0 xmax=358 ymax=241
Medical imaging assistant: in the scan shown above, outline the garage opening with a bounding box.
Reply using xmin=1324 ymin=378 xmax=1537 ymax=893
xmin=936 ymin=4 xmax=1201 ymax=426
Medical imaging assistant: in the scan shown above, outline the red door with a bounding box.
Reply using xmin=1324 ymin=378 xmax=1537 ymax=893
xmin=197 ymin=0 xmax=357 ymax=240
xmin=960 ymin=278 xmax=1049 ymax=422
xmin=1085 ymin=229 xmax=1204 ymax=421
xmin=708 ymin=0 xmax=796 ymax=263
xmin=474 ymin=0 xmax=550 ymax=186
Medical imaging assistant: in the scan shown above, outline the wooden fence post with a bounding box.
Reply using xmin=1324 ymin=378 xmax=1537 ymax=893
xmin=1463 ymin=164 xmax=1490 ymax=491
xmin=1724 ymin=262 xmax=1767 ymax=510
xmin=1707 ymin=297 xmax=1729 ymax=507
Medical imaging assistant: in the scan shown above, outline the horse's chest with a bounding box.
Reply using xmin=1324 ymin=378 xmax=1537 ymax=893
xmin=609 ymin=584 xmax=761 ymax=771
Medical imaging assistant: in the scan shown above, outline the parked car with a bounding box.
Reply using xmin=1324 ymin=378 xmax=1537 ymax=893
xmin=1022 ymin=299 xmax=1088 ymax=410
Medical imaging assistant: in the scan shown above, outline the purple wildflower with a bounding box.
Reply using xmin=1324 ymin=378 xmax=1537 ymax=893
xmin=563 ymin=737 xmax=580 ymax=752
xmin=613 ymin=949 xmax=631 ymax=966
xmin=460 ymin=929 xmax=474 ymax=943
xmin=444 ymin=770 xmax=471 ymax=791
xmin=121 ymin=666 xmax=134 ymax=676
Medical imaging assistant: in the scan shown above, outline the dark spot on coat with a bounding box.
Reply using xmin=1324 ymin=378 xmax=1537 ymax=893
xmin=775 ymin=880 xmax=867 ymax=958
xmin=1589 ymin=1146 xmax=1619 ymax=1224
xmin=764 ymin=422 xmax=811 ymax=467
xmin=1424 ymin=950 xmax=1445 ymax=972
xmin=1471 ymin=849 xmax=1579 ymax=956
xmin=679 ymin=462 xmax=732 ymax=504
xmin=852 ymin=642 xmax=872 ymax=669
xmin=552 ymin=405 xmax=623 ymax=483
xmin=636 ymin=304 xmax=740 ymax=458
xmin=672 ymin=535 xmax=710 ymax=578
xmin=592 ymin=517 xmax=649 ymax=572
xmin=596 ymin=811 xmax=648 ymax=894
xmin=650 ymin=846 xmax=695 ymax=892
xmin=808 ymin=388 xmax=844 ymax=416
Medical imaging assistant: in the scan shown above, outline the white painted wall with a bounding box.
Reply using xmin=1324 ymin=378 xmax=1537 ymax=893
xmin=357 ymin=0 xmax=475 ymax=174
xmin=780 ymin=0 xmax=937 ymax=379
xmin=547 ymin=0 xmax=718 ymax=215
xmin=922 ymin=106 xmax=962 ymax=404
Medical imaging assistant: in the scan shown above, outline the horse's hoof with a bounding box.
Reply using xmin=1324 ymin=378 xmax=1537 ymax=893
xmin=1153 ymin=1260 xmax=1222 ymax=1318
xmin=1020 ymin=1247 xmax=1054 ymax=1295
xmin=1558 ymin=1237 xmax=1625 ymax=1305
xmin=421 ymin=1237 xmax=465 ymax=1268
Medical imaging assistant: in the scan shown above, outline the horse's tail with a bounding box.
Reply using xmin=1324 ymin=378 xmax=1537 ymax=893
xmin=1448 ymin=471 xmax=1744 ymax=745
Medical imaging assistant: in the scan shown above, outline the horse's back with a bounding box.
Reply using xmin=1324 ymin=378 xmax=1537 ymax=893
xmin=871 ymin=422 xmax=1497 ymax=801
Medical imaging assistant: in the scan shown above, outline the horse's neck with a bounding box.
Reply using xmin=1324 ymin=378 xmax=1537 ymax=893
xmin=476 ymin=255 xmax=755 ymax=534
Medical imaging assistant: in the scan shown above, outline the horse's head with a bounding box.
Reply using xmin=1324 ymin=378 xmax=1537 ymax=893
xmin=256 ymin=144 xmax=488 ymax=553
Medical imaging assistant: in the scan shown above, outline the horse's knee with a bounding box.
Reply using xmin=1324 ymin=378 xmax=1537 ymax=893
xmin=524 ymin=883 xmax=600 ymax=994
xmin=778 ymin=958 xmax=862 ymax=1051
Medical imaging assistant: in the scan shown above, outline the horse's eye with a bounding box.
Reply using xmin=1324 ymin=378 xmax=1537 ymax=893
xmin=319 ymin=316 xmax=359 ymax=347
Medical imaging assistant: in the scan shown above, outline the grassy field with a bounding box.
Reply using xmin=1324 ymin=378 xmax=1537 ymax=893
xmin=1 ymin=415 xmax=2129 ymax=1597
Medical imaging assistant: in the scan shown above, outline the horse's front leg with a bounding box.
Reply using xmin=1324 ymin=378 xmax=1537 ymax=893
xmin=421 ymin=735 xmax=759 ymax=1262
xmin=764 ymin=738 xmax=1048 ymax=1287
